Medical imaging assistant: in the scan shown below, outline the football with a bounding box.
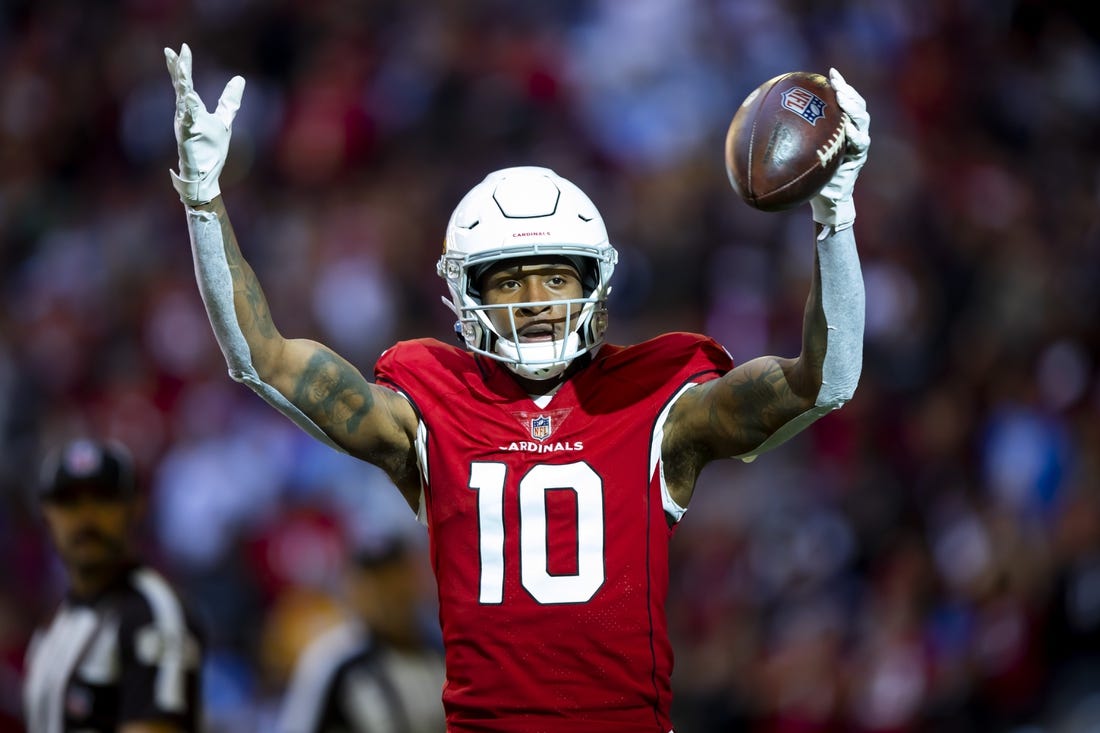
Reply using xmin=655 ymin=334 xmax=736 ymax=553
xmin=724 ymin=71 xmax=846 ymax=212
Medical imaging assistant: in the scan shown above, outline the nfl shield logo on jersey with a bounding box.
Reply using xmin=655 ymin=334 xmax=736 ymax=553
xmin=781 ymin=86 xmax=826 ymax=125
xmin=530 ymin=415 xmax=552 ymax=441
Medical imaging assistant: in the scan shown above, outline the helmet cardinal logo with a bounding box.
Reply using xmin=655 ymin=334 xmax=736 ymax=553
xmin=781 ymin=87 xmax=827 ymax=125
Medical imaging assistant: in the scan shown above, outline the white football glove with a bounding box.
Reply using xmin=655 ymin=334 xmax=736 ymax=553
xmin=165 ymin=43 xmax=245 ymax=206
xmin=810 ymin=68 xmax=870 ymax=235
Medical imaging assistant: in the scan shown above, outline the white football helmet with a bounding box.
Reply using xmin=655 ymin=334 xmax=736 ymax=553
xmin=438 ymin=167 xmax=618 ymax=380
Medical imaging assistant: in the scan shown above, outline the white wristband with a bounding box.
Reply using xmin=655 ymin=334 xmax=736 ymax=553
xmin=810 ymin=197 xmax=856 ymax=237
xmin=172 ymin=170 xmax=220 ymax=207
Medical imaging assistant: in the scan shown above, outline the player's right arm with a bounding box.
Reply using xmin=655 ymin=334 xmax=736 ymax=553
xmin=166 ymin=44 xmax=420 ymax=499
xmin=193 ymin=198 xmax=418 ymax=468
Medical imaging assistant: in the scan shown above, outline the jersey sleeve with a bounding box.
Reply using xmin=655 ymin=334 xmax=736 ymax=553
xmin=597 ymin=332 xmax=733 ymax=389
xmin=115 ymin=570 xmax=204 ymax=726
xmin=374 ymin=342 xmax=406 ymax=393
xmin=375 ymin=338 xmax=486 ymax=407
xmin=685 ymin=332 xmax=735 ymax=379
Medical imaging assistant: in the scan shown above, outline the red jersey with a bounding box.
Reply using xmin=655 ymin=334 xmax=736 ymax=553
xmin=375 ymin=332 xmax=732 ymax=732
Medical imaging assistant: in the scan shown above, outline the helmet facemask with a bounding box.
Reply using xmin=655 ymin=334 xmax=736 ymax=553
xmin=437 ymin=167 xmax=617 ymax=381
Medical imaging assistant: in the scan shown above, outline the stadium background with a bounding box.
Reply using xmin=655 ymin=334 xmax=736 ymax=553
xmin=2 ymin=0 xmax=1099 ymax=731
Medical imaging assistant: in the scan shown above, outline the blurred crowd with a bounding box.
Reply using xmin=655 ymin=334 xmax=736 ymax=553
xmin=2 ymin=0 xmax=1100 ymax=731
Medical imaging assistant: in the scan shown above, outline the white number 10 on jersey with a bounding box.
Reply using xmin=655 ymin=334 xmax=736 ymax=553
xmin=469 ymin=461 xmax=605 ymax=605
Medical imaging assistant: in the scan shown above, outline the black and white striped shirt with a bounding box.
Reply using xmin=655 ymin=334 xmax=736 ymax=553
xmin=23 ymin=565 xmax=204 ymax=733
xmin=279 ymin=620 xmax=446 ymax=733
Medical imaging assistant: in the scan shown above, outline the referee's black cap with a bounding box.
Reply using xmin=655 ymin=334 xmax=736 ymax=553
xmin=352 ymin=534 xmax=413 ymax=570
xmin=38 ymin=439 xmax=137 ymax=503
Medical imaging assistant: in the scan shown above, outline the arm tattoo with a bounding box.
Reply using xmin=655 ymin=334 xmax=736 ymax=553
xmin=219 ymin=217 xmax=278 ymax=340
xmin=241 ymin=275 xmax=276 ymax=339
xmin=708 ymin=361 xmax=802 ymax=450
xmin=294 ymin=351 xmax=375 ymax=436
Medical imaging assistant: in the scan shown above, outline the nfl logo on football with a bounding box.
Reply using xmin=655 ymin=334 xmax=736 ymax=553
xmin=530 ymin=415 xmax=552 ymax=441
xmin=781 ymin=87 xmax=826 ymax=125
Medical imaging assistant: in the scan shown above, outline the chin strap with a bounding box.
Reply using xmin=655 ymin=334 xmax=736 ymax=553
xmin=734 ymin=226 xmax=864 ymax=462
xmin=187 ymin=207 xmax=344 ymax=452
xmin=496 ymin=332 xmax=579 ymax=381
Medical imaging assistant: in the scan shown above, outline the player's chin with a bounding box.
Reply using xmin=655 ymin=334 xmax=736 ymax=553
xmin=65 ymin=549 xmax=117 ymax=573
xmin=63 ymin=539 xmax=121 ymax=567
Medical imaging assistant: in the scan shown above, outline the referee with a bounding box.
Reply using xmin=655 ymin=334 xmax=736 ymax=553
xmin=278 ymin=535 xmax=445 ymax=733
xmin=22 ymin=438 xmax=204 ymax=733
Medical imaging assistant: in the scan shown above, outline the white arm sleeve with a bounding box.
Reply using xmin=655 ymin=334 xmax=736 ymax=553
xmin=735 ymin=225 xmax=864 ymax=461
xmin=186 ymin=207 xmax=345 ymax=452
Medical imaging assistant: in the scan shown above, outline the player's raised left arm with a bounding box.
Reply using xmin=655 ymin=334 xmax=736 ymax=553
xmin=665 ymin=69 xmax=870 ymax=474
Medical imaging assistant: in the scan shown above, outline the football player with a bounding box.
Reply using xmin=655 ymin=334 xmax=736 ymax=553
xmin=166 ymin=42 xmax=868 ymax=733
xmin=24 ymin=439 xmax=204 ymax=733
